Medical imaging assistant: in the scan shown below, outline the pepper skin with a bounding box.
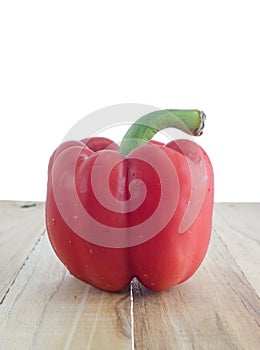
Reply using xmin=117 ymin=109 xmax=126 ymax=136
xmin=46 ymin=110 xmax=214 ymax=291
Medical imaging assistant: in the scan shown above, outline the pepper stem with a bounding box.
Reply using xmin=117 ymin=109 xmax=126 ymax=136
xmin=119 ymin=109 xmax=206 ymax=156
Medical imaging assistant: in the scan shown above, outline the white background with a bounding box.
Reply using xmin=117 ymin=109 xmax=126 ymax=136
xmin=0 ymin=0 xmax=259 ymax=202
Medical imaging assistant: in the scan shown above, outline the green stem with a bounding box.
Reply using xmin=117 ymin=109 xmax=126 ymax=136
xmin=119 ymin=109 xmax=206 ymax=156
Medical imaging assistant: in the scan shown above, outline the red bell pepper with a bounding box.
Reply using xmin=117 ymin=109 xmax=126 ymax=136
xmin=46 ymin=109 xmax=214 ymax=291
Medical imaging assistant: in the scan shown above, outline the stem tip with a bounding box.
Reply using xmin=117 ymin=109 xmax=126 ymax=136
xmin=195 ymin=111 xmax=206 ymax=136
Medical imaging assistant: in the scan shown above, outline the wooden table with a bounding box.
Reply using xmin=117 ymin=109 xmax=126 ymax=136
xmin=0 ymin=201 xmax=259 ymax=349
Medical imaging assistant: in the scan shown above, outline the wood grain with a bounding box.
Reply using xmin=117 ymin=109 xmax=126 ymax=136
xmin=0 ymin=201 xmax=45 ymax=303
xmin=0 ymin=201 xmax=259 ymax=349
xmin=0 ymin=201 xmax=132 ymax=350
xmin=213 ymin=203 xmax=260 ymax=294
xmin=1 ymin=236 xmax=131 ymax=349
xmin=132 ymin=204 xmax=260 ymax=350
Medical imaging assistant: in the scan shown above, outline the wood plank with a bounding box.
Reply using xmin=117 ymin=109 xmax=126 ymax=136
xmin=0 ymin=201 xmax=45 ymax=303
xmin=1 ymin=201 xmax=259 ymax=349
xmin=132 ymin=207 xmax=260 ymax=350
xmin=213 ymin=203 xmax=260 ymax=294
xmin=0 ymin=233 xmax=132 ymax=350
